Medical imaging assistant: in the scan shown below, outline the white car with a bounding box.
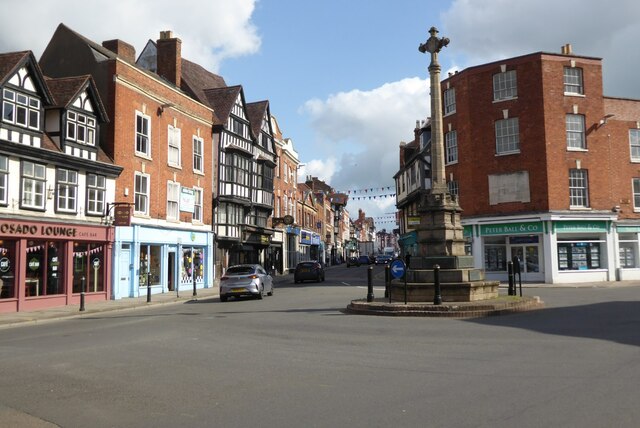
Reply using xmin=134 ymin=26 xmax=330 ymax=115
xmin=219 ymin=264 xmax=274 ymax=302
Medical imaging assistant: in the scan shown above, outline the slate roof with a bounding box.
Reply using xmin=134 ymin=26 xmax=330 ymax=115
xmin=203 ymin=85 xmax=243 ymax=126
xmin=181 ymin=58 xmax=227 ymax=103
xmin=44 ymin=75 xmax=109 ymax=122
xmin=0 ymin=50 xmax=54 ymax=104
xmin=245 ymin=100 xmax=269 ymax=139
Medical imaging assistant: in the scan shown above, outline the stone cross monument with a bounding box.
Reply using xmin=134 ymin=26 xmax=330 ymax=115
xmin=415 ymin=27 xmax=468 ymax=265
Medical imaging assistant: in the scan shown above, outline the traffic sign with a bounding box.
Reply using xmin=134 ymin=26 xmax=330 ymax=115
xmin=390 ymin=259 xmax=406 ymax=279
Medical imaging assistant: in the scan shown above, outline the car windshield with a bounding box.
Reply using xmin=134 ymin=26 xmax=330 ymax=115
xmin=299 ymin=262 xmax=316 ymax=267
xmin=226 ymin=266 xmax=255 ymax=275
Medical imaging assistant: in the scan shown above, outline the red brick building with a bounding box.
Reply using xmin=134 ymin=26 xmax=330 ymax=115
xmin=40 ymin=25 xmax=216 ymax=298
xmin=400 ymin=45 xmax=640 ymax=284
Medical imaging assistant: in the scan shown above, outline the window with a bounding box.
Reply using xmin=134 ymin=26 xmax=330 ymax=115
xmin=193 ymin=136 xmax=204 ymax=173
xmin=564 ymin=67 xmax=583 ymax=95
xmin=484 ymin=237 xmax=507 ymax=272
xmin=443 ymin=88 xmax=456 ymax=115
xmin=493 ymin=70 xmax=517 ymax=101
xmin=2 ymin=88 xmax=40 ymax=130
xmin=569 ymin=169 xmax=589 ymax=208
xmin=56 ymin=168 xmax=78 ymax=212
xmin=633 ymin=178 xmax=640 ymax=211
xmin=566 ymin=114 xmax=585 ymax=149
xmin=167 ymin=181 xmax=180 ymax=221
xmin=21 ymin=161 xmax=46 ymax=209
xmin=557 ymin=242 xmax=600 ymax=270
xmin=445 ymin=131 xmax=458 ymax=164
xmin=0 ymin=155 xmax=7 ymax=205
xmin=447 ymin=180 xmax=459 ymax=197
xmin=231 ymin=118 xmax=245 ymax=137
xmin=134 ymin=172 xmax=149 ymax=215
xmin=135 ymin=112 xmax=151 ymax=156
xmin=256 ymin=163 xmax=274 ymax=190
xmin=630 ymin=129 xmax=640 ymax=161
xmin=495 ymin=118 xmax=520 ymax=154
xmin=86 ymin=173 xmax=106 ymax=215
xmin=618 ymin=233 xmax=638 ymax=268
xmin=168 ymin=125 xmax=181 ymax=167
xmin=193 ymin=187 xmax=203 ymax=223
xmin=66 ymin=111 xmax=96 ymax=145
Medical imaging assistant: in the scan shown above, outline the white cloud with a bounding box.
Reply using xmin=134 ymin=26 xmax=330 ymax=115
xmin=0 ymin=0 xmax=260 ymax=72
xmin=442 ymin=0 xmax=640 ymax=98
xmin=302 ymin=77 xmax=429 ymax=190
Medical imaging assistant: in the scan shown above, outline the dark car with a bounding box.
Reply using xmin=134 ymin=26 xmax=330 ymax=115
xmin=294 ymin=261 xmax=325 ymax=283
xmin=357 ymin=255 xmax=371 ymax=265
xmin=219 ymin=264 xmax=274 ymax=302
xmin=375 ymin=255 xmax=392 ymax=265
xmin=346 ymin=256 xmax=359 ymax=268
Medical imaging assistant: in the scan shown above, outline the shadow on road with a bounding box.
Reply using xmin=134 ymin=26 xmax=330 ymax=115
xmin=466 ymin=300 xmax=640 ymax=347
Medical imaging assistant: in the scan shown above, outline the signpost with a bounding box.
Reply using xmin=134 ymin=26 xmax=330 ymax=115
xmin=390 ymin=259 xmax=407 ymax=304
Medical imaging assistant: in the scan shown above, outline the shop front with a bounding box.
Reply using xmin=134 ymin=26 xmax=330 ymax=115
xmin=615 ymin=224 xmax=640 ymax=280
xmin=0 ymin=218 xmax=114 ymax=313
xmin=112 ymin=225 xmax=214 ymax=299
xmin=465 ymin=216 xmax=617 ymax=284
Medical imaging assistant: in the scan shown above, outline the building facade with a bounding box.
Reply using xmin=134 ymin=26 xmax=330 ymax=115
xmin=40 ymin=25 xmax=216 ymax=299
xmin=409 ymin=45 xmax=640 ymax=284
xmin=0 ymin=51 xmax=122 ymax=312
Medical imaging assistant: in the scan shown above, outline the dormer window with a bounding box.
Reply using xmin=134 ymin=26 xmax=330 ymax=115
xmin=2 ymin=88 xmax=40 ymax=130
xmin=66 ymin=110 xmax=96 ymax=145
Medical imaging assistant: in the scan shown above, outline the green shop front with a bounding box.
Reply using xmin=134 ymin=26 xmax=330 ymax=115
xmin=465 ymin=215 xmax=617 ymax=284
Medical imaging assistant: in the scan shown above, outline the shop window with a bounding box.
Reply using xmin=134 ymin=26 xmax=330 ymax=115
xmin=182 ymin=247 xmax=205 ymax=284
xmin=26 ymin=240 xmax=65 ymax=296
xmin=618 ymin=233 xmax=638 ymax=268
xmin=557 ymin=242 xmax=602 ymax=270
xmin=72 ymin=242 xmax=104 ymax=293
xmin=139 ymin=244 xmax=161 ymax=287
xmin=484 ymin=237 xmax=507 ymax=272
xmin=0 ymin=240 xmax=17 ymax=299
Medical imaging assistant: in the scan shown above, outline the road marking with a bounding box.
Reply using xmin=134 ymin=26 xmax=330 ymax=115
xmin=356 ymin=286 xmax=386 ymax=291
xmin=341 ymin=282 xmax=351 ymax=286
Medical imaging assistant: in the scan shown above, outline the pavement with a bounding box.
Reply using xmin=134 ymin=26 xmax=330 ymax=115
xmin=2 ymin=265 xmax=639 ymax=328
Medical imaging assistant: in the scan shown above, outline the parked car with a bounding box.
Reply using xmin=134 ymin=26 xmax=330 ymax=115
xmin=375 ymin=255 xmax=392 ymax=265
xmin=346 ymin=256 xmax=359 ymax=268
xmin=294 ymin=261 xmax=325 ymax=283
xmin=357 ymin=255 xmax=371 ymax=265
xmin=219 ymin=264 xmax=274 ymax=302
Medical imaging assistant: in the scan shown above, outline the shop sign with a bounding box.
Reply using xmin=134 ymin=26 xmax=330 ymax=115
xmin=617 ymin=225 xmax=640 ymax=233
xmin=113 ymin=205 xmax=132 ymax=226
xmin=463 ymin=225 xmax=473 ymax=238
xmin=311 ymin=234 xmax=321 ymax=246
xmin=285 ymin=226 xmax=300 ymax=235
xmin=0 ymin=222 xmax=79 ymax=237
xmin=180 ymin=187 xmax=195 ymax=212
xmin=300 ymin=231 xmax=312 ymax=245
xmin=28 ymin=258 xmax=40 ymax=271
xmin=408 ymin=216 xmax=421 ymax=228
xmin=260 ymin=235 xmax=270 ymax=245
xmin=554 ymin=220 xmax=608 ymax=233
xmin=480 ymin=221 xmax=543 ymax=236
xmin=0 ymin=257 xmax=9 ymax=272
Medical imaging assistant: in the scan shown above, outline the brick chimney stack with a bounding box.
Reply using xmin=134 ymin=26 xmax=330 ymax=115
xmin=157 ymin=30 xmax=182 ymax=87
xmin=102 ymin=39 xmax=136 ymax=63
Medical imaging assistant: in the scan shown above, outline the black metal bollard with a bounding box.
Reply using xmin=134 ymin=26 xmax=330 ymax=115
xmin=79 ymin=276 xmax=86 ymax=312
xmin=367 ymin=265 xmax=374 ymax=302
xmin=433 ymin=264 xmax=442 ymax=305
xmin=147 ymin=271 xmax=151 ymax=303
xmin=507 ymin=261 xmax=515 ymax=296
xmin=384 ymin=264 xmax=390 ymax=298
xmin=192 ymin=273 xmax=197 ymax=297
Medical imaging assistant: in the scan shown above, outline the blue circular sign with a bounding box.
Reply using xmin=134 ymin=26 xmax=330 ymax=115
xmin=389 ymin=259 xmax=406 ymax=279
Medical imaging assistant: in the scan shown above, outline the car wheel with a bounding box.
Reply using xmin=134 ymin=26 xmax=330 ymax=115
xmin=316 ymin=273 xmax=321 ymax=283
xmin=267 ymin=285 xmax=274 ymax=296
xmin=257 ymin=284 xmax=264 ymax=299
xmin=220 ymin=295 xmax=228 ymax=302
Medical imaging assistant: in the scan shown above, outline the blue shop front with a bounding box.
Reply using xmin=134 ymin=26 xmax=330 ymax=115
xmin=112 ymin=225 xmax=215 ymax=299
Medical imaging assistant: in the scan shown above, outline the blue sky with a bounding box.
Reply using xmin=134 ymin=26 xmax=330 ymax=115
xmin=2 ymin=0 xmax=640 ymax=229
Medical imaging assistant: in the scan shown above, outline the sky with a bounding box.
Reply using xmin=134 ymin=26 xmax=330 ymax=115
xmin=2 ymin=0 xmax=640 ymax=230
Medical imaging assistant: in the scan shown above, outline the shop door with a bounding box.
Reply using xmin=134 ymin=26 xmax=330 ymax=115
xmin=510 ymin=245 xmax=543 ymax=282
xmin=167 ymin=251 xmax=175 ymax=291
xmin=119 ymin=249 xmax=131 ymax=296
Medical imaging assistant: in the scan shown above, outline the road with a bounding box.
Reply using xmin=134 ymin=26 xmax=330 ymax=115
xmin=1 ymin=264 xmax=639 ymax=427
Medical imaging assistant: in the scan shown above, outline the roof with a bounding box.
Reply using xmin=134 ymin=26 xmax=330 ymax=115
xmin=246 ymin=100 xmax=269 ymax=139
xmin=0 ymin=50 xmax=54 ymax=105
xmin=181 ymin=58 xmax=227 ymax=102
xmin=203 ymin=85 xmax=243 ymax=125
xmin=44 ymin=75 xmax=109 ymax=123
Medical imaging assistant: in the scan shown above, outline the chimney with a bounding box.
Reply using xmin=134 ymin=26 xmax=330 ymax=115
xmin=156 ymin=31 xmax=182 ymax=87
xmin=102 ymin=39 xmax=136 ymax=63
xmin=561 ymin=43 xmax=573 ymax=55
